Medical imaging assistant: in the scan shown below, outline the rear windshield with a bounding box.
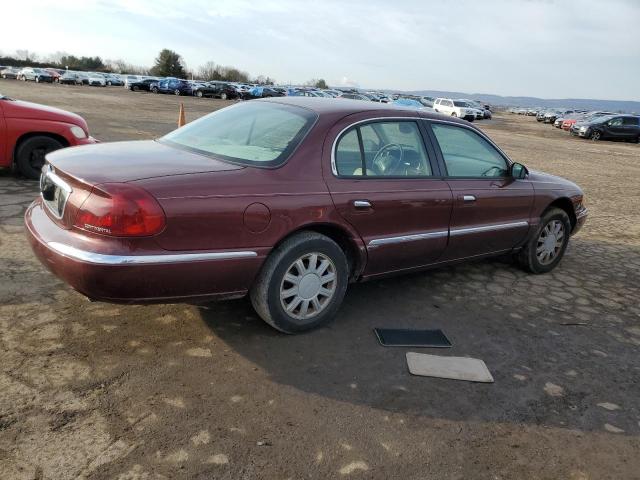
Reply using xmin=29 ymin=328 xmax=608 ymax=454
xmin=161 ymin=101 xmax=317 ymax=167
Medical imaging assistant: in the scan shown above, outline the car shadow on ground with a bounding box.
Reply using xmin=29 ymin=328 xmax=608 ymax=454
xmin=198 ymin=239 xmax=640 ymax=433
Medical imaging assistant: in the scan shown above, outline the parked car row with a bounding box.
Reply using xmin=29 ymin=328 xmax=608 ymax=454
xmin=0 ymin=66 xmax=125 ymax=86
xmin=514 ymin=107 xmax=640 ymax=143
xmin=1 ymin=65 xmax=493 ymax=127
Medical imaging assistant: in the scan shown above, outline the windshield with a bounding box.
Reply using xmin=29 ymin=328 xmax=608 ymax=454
xmin=161 ymin=101 xmax=317 ymax=167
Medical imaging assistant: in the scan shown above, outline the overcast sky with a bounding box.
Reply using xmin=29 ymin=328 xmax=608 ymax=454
xmin=2 ymin=0 xmax=639 ymax=100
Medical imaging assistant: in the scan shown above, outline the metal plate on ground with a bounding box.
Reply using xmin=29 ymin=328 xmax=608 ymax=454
xmin=374 ymin=328 xmax=451 ymax=348
xmin=406 ymin=352 xmax=494 ymax=383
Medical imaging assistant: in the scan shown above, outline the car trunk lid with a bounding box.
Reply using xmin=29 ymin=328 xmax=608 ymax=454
xmin=42 ymin=140 xmax=243 ymax=229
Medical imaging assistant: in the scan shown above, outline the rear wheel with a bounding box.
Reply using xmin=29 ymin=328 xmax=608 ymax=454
xmin=16 ymin=136 xmax=64 ymax=180
xmin=152 ymin=87 xmax=158 ymax=93
xmin=220 ymin=92 xmax=227 ymax=100
xmin=196 ymin=90 xmax=203 ymax=97
xmin=132 ymin=85 xmax=139 ymax=91
xmin=518 ymin=207 xmax=571 ymax=274
xmin=174 ymin=89 xmax=181 ymax=96
xmin=250 ymin=232 xmax=349 ymax=334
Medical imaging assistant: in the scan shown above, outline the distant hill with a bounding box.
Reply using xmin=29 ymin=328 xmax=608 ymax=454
xmin=393 ymin=89 xmax=640 ymax=113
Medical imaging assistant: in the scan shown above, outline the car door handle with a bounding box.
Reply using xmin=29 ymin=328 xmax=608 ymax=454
xmin=462 ymin=195 xmax=476 ymax=203
xmin=353 ymin=200 xmax=372 ymax=209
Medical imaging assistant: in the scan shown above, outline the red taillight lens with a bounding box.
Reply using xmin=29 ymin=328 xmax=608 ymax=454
xmin=74 ymin=183 xmax=165 ymax=236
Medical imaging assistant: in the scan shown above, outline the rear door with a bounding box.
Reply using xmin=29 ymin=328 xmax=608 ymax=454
xmin=323 ymin=116 xmax=453 ymax=276
xmin=426 ymin=120 xmax=533 ymax=260
xmin=621 ymin=116 xmax=640 ymax=139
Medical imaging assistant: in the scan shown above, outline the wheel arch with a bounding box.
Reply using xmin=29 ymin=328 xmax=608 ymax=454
xmin=12 ymin=132 xmax=69 ymax=166
xmin=547 ymin=197 xmax=576 ymax=231
xmin=270 ymin=223 xmax=366 ymax=281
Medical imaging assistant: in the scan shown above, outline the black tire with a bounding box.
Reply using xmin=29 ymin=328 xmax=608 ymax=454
xmin=517 ymin=207 xmax=571 ymax=274
xmin=250 ymin=232 xmax=349 ymax=334
xmin=152 ymin=87 xmax=158 ymax=93
xmin=220 ymin=92 xmax=227 ymax=100
xmin=591 ymin=130 xmax=601 ymax=141
xmin=132 ymin=85 xmax=139 ymax=91
xmin=16 ymin=136 xmax=64 ymax=179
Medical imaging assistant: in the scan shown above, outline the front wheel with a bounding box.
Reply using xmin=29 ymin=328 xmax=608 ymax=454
xmin=250 ymin=232 xmax=349 ymax=334
xmin=196 ymin=90 xmax=203 ymax=97
xmin=518 ymin=208 xmax=571 ymax=274
xmin=152 ymin=87 xmax=158 ymax=93
xmin=591 ymin=130 xmax=601 ymax=141
xmin=174 ymin=89 xmax=181 ymax=96
xmin=16 ymin=136 xmax=64 ymax=179
xmin=220 ymin=92 xmax=227 ymax=100
xmin=451 ymin=112 xmax=457 ymax=117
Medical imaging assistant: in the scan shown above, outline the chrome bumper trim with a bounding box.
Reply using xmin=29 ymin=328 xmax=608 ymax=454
xmin=47 ymin=242 xmax=257 ymax=265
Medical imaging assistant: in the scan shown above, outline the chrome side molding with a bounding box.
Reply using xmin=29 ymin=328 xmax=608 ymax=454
xmin=450 ymin=221 xmax=529 ymax=236
xmin=367 ymin=221 xmax=529 ymax=248
xmin=48 ymin=242 xmax=258 ymax=265
xmin=369 ymin=230 xmax=448 ymax=247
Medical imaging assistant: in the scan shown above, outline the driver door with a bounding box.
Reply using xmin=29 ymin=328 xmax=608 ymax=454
xmin=323 ymin=117 xmax=453 ymax=276
xmin=427 ymin=120 xmax=534 ymax=260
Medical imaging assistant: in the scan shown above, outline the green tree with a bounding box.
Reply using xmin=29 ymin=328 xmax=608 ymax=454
xmin=150 ymin=49 xmax=186 ymax=78
xmin=305 ymin=78 xmax=328 ymax=89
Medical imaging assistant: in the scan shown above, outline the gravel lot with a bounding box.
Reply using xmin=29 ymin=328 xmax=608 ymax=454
xmin=1 ymin=80 xmax=639 ymax=480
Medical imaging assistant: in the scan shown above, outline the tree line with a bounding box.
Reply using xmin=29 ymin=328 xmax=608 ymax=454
xmin=1 ymin=48 xmax=329 ymax=87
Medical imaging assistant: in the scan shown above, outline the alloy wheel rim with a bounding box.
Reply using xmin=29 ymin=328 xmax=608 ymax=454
xmin=280 ymin=252 xmax=337 ymax=321
xmin=536 ymin=220 xmax=565 ymax=265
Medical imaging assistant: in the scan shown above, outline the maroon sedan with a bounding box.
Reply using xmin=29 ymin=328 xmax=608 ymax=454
xmin=26 ymin=98 xmax=587 ymax=333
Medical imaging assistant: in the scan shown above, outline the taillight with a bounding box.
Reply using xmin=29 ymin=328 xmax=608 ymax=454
xmin=74 ymin=183 xmax=165 ymax=236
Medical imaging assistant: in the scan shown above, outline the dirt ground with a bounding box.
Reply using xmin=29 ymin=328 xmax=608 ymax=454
xmin=1 ymin=80 xmax=639 ymax=480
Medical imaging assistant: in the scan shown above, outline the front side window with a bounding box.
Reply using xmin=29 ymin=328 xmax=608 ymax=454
xmin=162 ymin=101 xmax=317 ymax=167
xmin=609 ymin=117 xmax=623 ymax=126
xmin=335 ymin=121 xmax=432 ymax=177
xmin=431 ymin=123 xmax=508 ymax=178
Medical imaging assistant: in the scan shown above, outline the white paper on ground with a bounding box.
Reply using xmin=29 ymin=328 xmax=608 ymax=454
xmin=406 ymin=352 xmax=494 ymax=383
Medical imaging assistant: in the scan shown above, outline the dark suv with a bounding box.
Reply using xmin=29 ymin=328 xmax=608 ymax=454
xmin=151 ymin=78 xmax=192 ymax=96
xmin=577 ymin=115 xmax=640 ymax=142
xmin=192 ymin=81 xmax=238 ymax=100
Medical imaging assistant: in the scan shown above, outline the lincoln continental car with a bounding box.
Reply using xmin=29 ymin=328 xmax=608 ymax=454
xmin=26 ymin=98 xmax=587 ymax=333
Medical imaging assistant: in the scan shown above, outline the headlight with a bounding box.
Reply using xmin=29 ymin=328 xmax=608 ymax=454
xmin=70 ymin=126 xmax=87 ymax=139
xmin=579 ymin=126 xmax=587 ymax=132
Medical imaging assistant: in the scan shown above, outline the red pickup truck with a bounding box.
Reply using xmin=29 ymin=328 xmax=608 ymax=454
xmin=0 ymin=94 xmax=96 ymax=179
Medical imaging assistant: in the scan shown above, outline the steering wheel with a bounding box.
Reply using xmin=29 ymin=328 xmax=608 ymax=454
xmin=372 ymin=143 xmax=404 ymax=175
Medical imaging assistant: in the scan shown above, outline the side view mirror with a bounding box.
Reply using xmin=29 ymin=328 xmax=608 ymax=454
xmin=510 ymin=162 xmax=528 ymax=179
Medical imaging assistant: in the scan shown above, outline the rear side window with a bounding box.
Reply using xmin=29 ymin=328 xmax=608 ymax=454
xmin=335 ymin=121 xmax=432 ymax=177
xmin=622 ymin=117 xmax=639 ymax=125
xmin=431 ymin=123 xmax=508 ymax=178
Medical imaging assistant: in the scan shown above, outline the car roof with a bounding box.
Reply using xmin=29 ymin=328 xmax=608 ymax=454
xmin=256 ymin=97 xmax=471 ymax=125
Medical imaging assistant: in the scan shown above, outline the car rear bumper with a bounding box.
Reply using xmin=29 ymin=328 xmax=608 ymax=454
xmin=25 ymin=200 xmax=266 ymax=303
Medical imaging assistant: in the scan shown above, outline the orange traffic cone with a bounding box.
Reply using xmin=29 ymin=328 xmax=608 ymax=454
xmin=178 ymin=103 xmax=186 ymax=127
